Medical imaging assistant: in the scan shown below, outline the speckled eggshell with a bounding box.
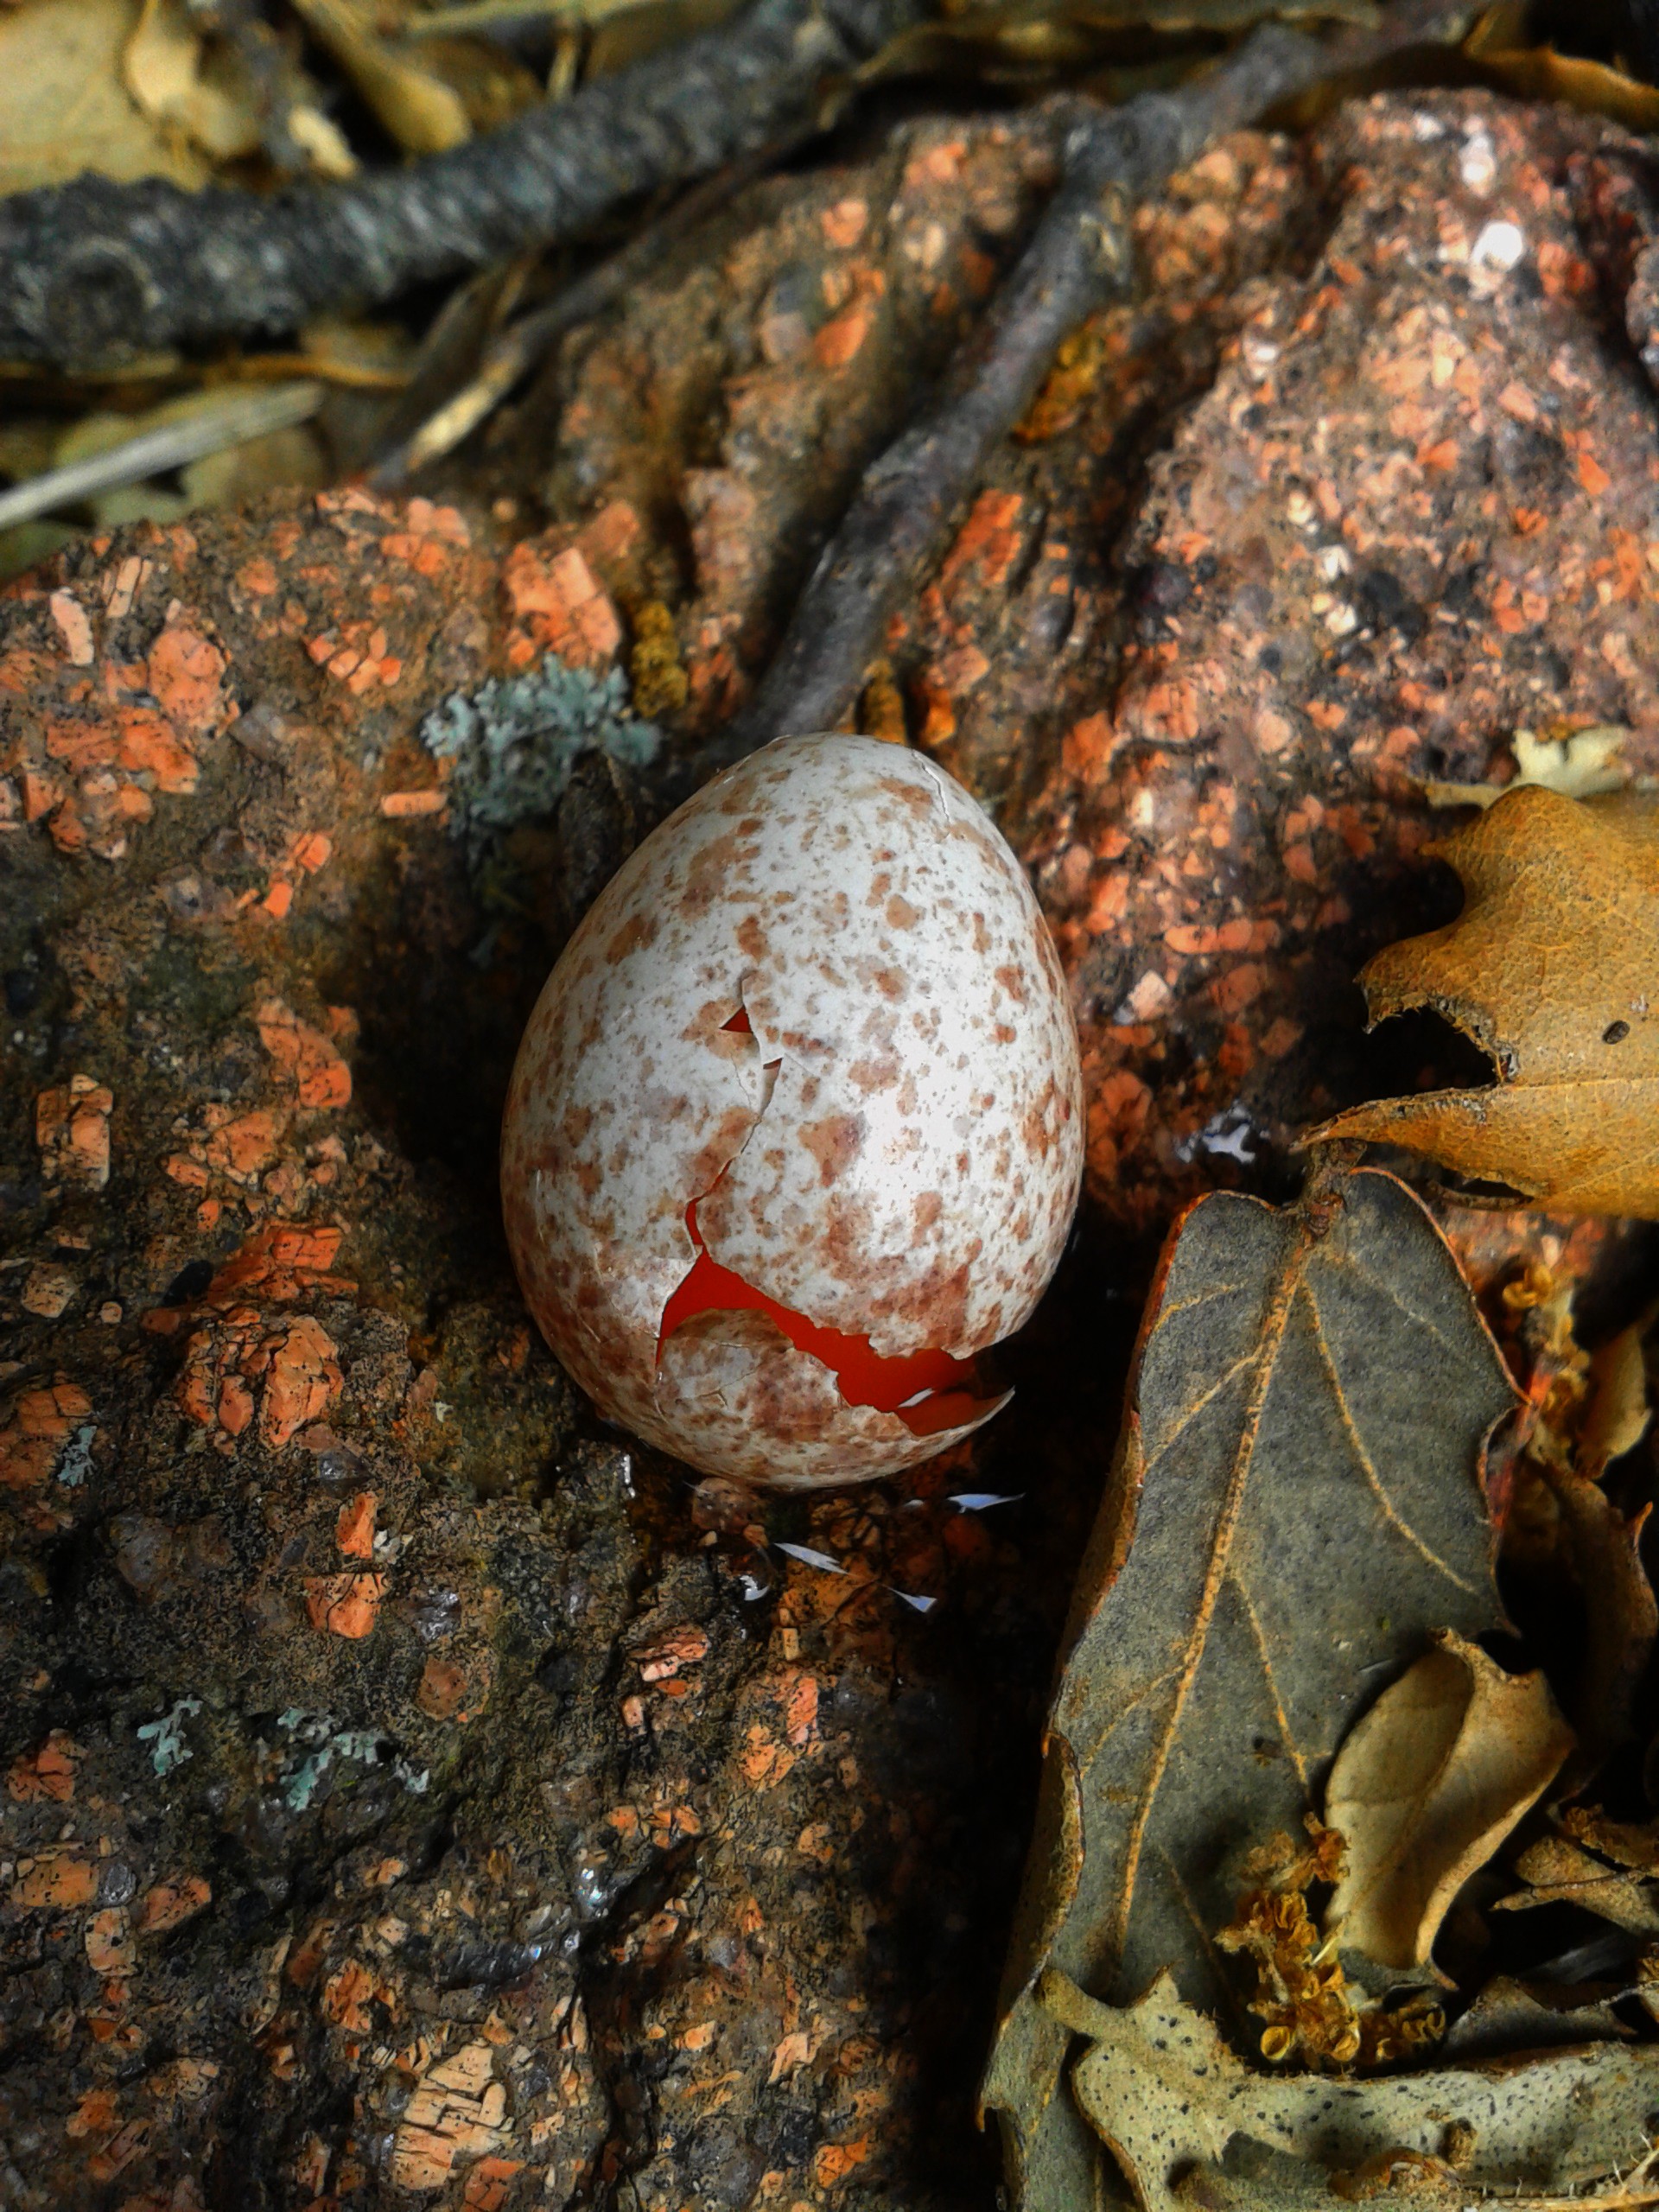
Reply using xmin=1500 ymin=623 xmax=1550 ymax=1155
xmin=500 ymin=734 xmax=1083 ymax=1489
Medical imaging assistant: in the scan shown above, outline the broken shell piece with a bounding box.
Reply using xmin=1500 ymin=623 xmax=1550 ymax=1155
xmin=500 ymin=734 xmax=1083 ymax=1488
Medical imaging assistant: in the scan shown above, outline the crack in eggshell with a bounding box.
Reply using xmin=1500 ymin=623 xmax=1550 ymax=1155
xmin=659 ymin=1197 xmax=991 ymax=1431
xmin=654 ymin=1306 xmax=1010 ymax=1491
xmin=688 ymin=761 xmax=1080 ymax=1360
xmin=655 ymin=1008 xmax=992 ymax=1437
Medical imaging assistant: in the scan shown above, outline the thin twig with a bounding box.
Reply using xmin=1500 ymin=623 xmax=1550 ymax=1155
xmin=0 ymin=384 xmax=326 ymax=532
xmin=688 ymin=0 xmax=1475 ymax=784
xmin=372 ymin=117 xmax=833 ymax=484
xmin=0 ymin=0 xmax=920 ymax=372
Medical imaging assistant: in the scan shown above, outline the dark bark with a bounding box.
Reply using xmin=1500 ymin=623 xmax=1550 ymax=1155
xmin=0 ymin=0 xmax=920 ymax=370
xmin=694 ymin=0 xmax=1474 ymax=775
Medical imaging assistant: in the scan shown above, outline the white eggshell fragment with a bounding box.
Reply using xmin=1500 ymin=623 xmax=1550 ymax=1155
xmin=500 ymin=734 xmax=1084 ymax=1490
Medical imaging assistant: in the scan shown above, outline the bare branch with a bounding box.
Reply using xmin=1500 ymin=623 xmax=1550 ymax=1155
xmin=0 ymin=0 xmax=919 ymax=371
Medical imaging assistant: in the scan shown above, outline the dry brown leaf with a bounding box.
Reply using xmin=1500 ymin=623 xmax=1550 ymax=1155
xmin=1496 ymin=1832 xmax=1659 ymax=1936
xmin=982 ymin=1165 xmax=1516 ymax=2212
xmin=1312 ymin=787 xmax=1659 ymax=1217
xmin=1544 ymin=1464 xmax=1657 ymax=1776
xmin=1039 ymin=1967 xmax=1659 ymax=2212
xmin=1322 ymin=1630 xmax=1573 ymax=1972
xmin=1565 ymin=1807 xmax=1659 ymax=1872
xmin=1443 ymin=1974 xmax=1634 ymax=2062
xmin=0 ymin=0 xmax=210 ymax=192
xmin=1582 ymin=1316 xmax=1652 ymax=1475
xmin=1471 ymin=38 xmax=1659 ymax=133
xmin=123 ymin=0 xmax=262 ymax=162
xmin=290 ymin=0 xmax=472 ymax=153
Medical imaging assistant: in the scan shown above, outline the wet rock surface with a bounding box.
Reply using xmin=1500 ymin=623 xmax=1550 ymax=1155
xmin=3 ymin=86 xmax=1659 ymax=2212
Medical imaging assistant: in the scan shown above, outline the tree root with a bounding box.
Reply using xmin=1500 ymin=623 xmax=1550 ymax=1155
xmin=691 ymin=0 xmax=1477 ymax=777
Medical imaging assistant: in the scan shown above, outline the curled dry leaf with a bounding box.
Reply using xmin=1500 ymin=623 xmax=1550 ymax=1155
xmin=1543 ymin=1463 xmax=1657 ymax=1776
xmin=982 ymin=1165 xmax=1516 ymax=2212
xmin=1465 ymin=0 xmax=1659 ymax=135
xmin=1039 ymin=1967 xmax=1659 ymax=2212
xmin=124 ymin=0 xmax=264 ymax=164
xmin=1313 ymin=788 xmax=1659 ymax=1217
xmin=0 ymin=0 xmax=212 ymax=192
xmin=1581 ymin=1316 xmax=1653 ymax=1476
xmin=1495 ymin=1822 xmax=1659 ymax=1937
xmin=1322 ymin=1629 xmax=1573 ymax=1973
xmin=289 ymin=0 xmax=472 ymax=155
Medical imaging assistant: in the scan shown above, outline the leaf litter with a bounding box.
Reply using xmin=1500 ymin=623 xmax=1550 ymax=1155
xmin=983 ymin=1156 xmax=1659 ymax=2211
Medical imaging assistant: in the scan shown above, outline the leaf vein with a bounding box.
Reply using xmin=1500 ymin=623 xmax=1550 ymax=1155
xmin=1230 ymin=1569 xmax=1311 ymax=1791
xmin=1299 ymin=1282 xmax=1478 ymax=1597
xmin=1141 ymin=1344 xmax=1259 ymax=1470
xmin=1107 ymin=1268 xmax=1299 ymax=1966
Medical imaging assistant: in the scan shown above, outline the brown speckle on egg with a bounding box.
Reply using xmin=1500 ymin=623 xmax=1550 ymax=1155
xmin=499 ymin=734 xmax=1084 ymax=1489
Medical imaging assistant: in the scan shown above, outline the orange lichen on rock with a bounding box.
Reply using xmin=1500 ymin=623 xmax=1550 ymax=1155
xmin=391 ymin=2042 xmax=510 ymax=2187
xmin=10 ymin=1852 xmax=97 ymax=1908
xmin=463 ymin=2158 xmax=525 ymax=2212
xmin=145 ymin=1224 xmax=352 ymax=1340
xmin=6 ymin=1732 xmax=78 ymax=1803
xmin=175 ymin=1311 xmax=341 ymax=1447
xmin=0 ymin=1381 xmax=92 ymax=1491
xmin=35 ymin=1075 xmax=113 ymax=1189
xmin=502 ymin=537 xmax=621 ymax=669
xmin=320 ymin=1956 xmax=396 ymax=2032
xmin=414 ymin=1654 xmax=490 ymax=1722
xmin=305 ymin=618 xmax=404 ymax=693
xmin=304 ymin=1572 xmax=387 ymax=1638
xmin=138 ymin=1875 xmax=212 ymax=1934
xmin=256 ymin=999 xmax=353 ymax=1109
xmin=336 ymin=1491 xmax=378 ymax=1558
xmin=145 ymin=610 xmax=230 ymax=734
xmin=86 ymin=1906 xmax=136 ymax=1977
xmin=257 ymin=1316 xmax=344 ymax=1447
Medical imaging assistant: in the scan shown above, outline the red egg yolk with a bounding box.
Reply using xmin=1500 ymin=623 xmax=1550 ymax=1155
xmin=655 ymin=1009 xmax=988 ymax=1437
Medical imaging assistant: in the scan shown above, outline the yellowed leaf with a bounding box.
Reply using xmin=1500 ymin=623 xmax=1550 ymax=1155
xmin=1474 ymin=39 xmax=1659 ymax=132
xmin=290 ymin=0 xmax=472 ymax=153
xmin=1312 ymin=787 xmax=1659 ymax=1216
xmin=123 ymin=0 xmax=262 ymax=162
xmin=1427 ymin=726 xmax=1634 ymax=810
xmin=287 ymin=99 xmax=359 ymax=178
xmin=0 ymin=0 xmax=209 ymax=193
xmin=1323 ymin=1630 xmax=1573 ymax=1972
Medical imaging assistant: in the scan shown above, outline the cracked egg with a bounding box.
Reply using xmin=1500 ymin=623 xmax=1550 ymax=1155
xmin=500 ymin=734 xmax=1084 ymax=1489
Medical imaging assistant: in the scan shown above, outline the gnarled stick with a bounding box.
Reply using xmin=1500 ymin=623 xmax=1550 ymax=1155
xmin=697 ymin=0 xmax=1474 ymax=773
xmin=0 ymin=0 xmax=919 ymax=370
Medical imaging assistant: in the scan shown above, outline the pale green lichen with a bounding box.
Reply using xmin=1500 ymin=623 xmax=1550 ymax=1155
xmin=137 ymin=1696 xmax=201 ymax=1776
xmin=272 ymin=1708 xmax=429 ymax=1811
xmin=421 ymin=657 xmax=660 ymax=868
xmin=56 ymin=1423 xmax=94 ymax=1488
